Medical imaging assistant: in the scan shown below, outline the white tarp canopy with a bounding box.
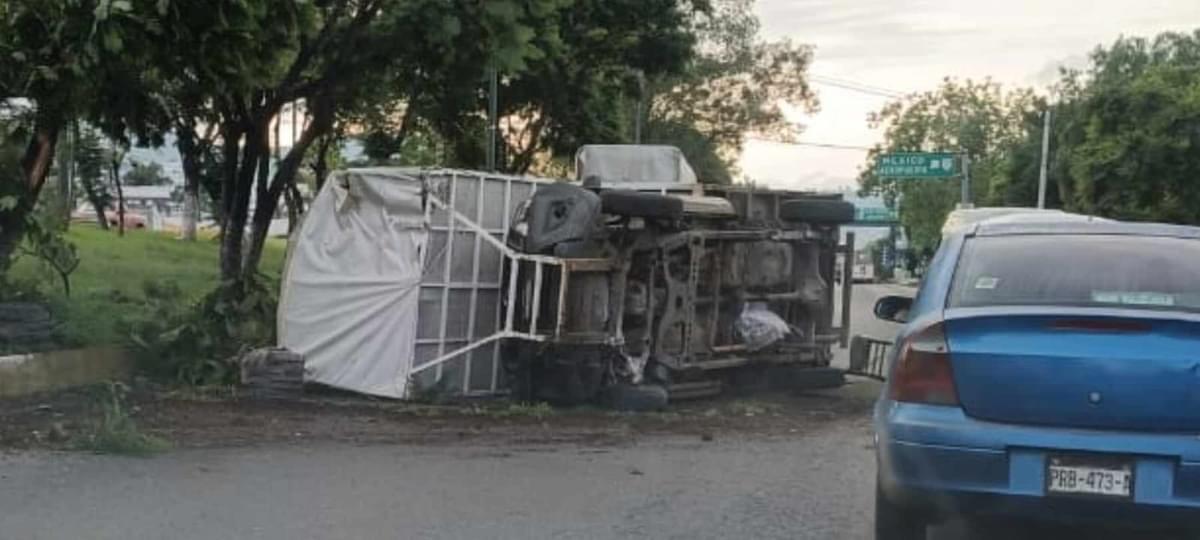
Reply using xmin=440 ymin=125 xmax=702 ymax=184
xmin=278 ymin=168 xmax=427 ymax=398
xmin=575 ymin=144 xmax=698 ymax=185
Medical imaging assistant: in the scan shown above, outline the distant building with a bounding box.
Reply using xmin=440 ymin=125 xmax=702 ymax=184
xmin=121 ymin=185 xmax=174 ymax=213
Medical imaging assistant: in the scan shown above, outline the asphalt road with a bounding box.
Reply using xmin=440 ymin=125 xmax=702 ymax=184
xmin=5 ymin=283 xmax=1166 ymax=539
xmin=0 ymin=421 xmax=878 ymax=540
xmin=832 ymin=280 xmax=911 ymax=370
xmin=0 ymin=284 xmax=908 ymax=540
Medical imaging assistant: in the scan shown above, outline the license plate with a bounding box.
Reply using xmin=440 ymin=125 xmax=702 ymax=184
xmin=1046 ymin=455 xmax=1134 ymax=498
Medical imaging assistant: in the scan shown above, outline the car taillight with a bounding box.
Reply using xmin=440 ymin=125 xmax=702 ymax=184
xmin=890 ymin=322 xmax=958 ymax=406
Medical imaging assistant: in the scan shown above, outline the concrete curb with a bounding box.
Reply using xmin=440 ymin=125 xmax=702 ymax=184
xmin=0 ymin=346 xmax=132 ymax=398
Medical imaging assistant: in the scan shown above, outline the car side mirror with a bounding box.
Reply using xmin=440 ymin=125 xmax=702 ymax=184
xmin=874 ymin=295 xmax=913 ymax=324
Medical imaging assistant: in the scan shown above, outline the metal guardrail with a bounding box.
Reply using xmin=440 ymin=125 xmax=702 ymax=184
xmin=848 ymin=335 xmax=892 ymax=380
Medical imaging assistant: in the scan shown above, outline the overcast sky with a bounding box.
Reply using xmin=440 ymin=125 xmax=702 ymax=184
xmin=739 ymin=0 xmax=1200 ymax=192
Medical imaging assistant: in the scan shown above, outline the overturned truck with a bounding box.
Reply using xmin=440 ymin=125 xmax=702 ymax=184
xmin=503 ymin=146 xmax=854 ymax=406
xmin=279 ymin=145 xmax=854 ymax=405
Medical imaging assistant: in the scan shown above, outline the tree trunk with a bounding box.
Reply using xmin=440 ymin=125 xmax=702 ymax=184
xmin=81 ymin=179 xmax=109 ymax=230
xmin=256 ymin=125 xmax=271 ymax=210
xmin=243 ymin=162 xmax=277 ymax=279
xmin=285 ymin=181 xmax=303 ymax=235
xmin=312 ymin=133 xmax=334 ymax=192
xmin=218 ymin=124 xmax=240 ymax=242
xmin=111 ymin=156 xmax=126 ymax=236
xmin=218 ymin=124 xmax=259 ymax=284
xmin=182 ymin=187 xmax=198 ymax=239
xmin=0 ymin=125 xmax=61 ymax=268
xmin=242 ymin=99 xmax=332 ymax=277
xmin=57 ymin=126 xmax=74 ymax=227
xmin=177 ymin=126 xmax=202 ymax=241
xmin=73 ymin=122 xmax=108 ymax=230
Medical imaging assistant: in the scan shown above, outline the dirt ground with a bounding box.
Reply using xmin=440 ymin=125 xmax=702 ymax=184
xmin=0 ymin=378 xmax=880 ymax=452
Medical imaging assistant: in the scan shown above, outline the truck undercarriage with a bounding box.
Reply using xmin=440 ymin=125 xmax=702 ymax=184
xmin=501 ymin=165 xmax=855 ymax=407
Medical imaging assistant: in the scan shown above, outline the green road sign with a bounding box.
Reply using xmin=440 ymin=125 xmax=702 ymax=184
xmin=855 ymin=206 xmax=898 ymax=223
xmin=875 ymin=152 xmax=958 ymax=178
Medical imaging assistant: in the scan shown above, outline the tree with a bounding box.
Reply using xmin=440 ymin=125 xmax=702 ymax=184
xmin=0 ymin=0 xmax=167 ymax=268
xmin=109 ymin=145 xmax=128 ymax=236
xmin=858 ymin=79 xmax=1037 ymax=259
xmin=142 ymin=0 xmax=569 ymax=284
xmin=485 ymin=0 xmax=699 ymax=175
xmin=123 ymin=161 xmax=170 ymax=186
xmin=73 ymin=127 xmax=111 ymax=229
xmin=645 ymin=0 xmax=817 ymax=183
xmin=176 ymin=124 xmax=217 ymax=241
xmin=1008 ymin=31 xmax=1200 ymax=225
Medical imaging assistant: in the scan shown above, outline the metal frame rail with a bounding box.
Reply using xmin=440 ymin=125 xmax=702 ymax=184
xmin=411 ymin=188 xmax=564 ymax=382
xmin=848 ymin=335 xmax=892 ymax=380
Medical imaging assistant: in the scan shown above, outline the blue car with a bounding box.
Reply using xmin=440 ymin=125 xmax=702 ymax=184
xmin=872 ymin=219 xmax=1200 ymax=539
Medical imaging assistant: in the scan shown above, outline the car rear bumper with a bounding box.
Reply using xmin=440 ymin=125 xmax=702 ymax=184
xmin=876 ymin=402 xmax=1200 ymax=527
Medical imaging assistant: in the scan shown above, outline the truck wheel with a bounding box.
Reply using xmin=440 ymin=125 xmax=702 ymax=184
xmin=600 ymin=191 xmax=684 ymax=220
xmin=780 ymin=198 xmax=855 ymax=225
xmin=603 ymin=383 xmax=669 ymax=412
xmin=501 ymin=342 xmax=537 ymax=402
xmin=875 ymin=482 xmax=927 ymax=540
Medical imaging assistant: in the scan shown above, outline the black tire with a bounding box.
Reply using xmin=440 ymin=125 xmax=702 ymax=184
xmin=780 ymin=198 xmax=855 ymax=225
xmin=876 ymin=482 xmax=927 ymax=540
xmin=501 ymin=341 xmax=536 ymax=402
xmin=603 ymin=383 xmax=669 ymax=412
xmin=600 ymin=191 xmax=684 ymax=220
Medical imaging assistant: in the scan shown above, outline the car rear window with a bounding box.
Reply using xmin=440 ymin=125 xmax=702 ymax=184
xmin=948 ymin=234 xmax=1200 ymax=312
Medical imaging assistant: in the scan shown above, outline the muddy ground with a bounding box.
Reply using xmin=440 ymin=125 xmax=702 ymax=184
xmin=0 ymin=378 xmax=880 ymax=451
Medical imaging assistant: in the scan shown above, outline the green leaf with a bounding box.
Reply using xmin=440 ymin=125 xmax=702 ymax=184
xmin=157 ymin=0 xmax=170 ymax=16
xmin=158 ymin=325 xmax=185 ymax=343
xmin=440 ymin=17 xmax=462 ymax=38
xmin=10 ymin=51 xmax=26 ymax=63
xmin=483 ymin=2 xmax=519 ymax=20
xmin=0 ymin=196 xmax=17 ymax=211
xmin=111 ymin=0 xmax=132 ymax=12
xmin=128 ymin=333 xmax=149 ymax=350
xmin=36 ymin=66 xmax=58 ymax=82
xmin=94 ymin=0 xmax=111 ymax=20
xmin=102 ymin=29 xmax=124 ymax=52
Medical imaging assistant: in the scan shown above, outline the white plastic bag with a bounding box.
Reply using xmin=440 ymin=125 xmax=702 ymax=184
xmin=734 ymin=302 xmax=791 ymax=351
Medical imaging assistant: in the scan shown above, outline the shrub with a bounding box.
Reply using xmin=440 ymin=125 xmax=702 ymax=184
xmin=124 ymin=276 xmax=278 ymax=386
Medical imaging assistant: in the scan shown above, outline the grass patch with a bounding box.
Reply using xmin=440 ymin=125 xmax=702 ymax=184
xmin=74 ymin=382 xmax=170 ymax=456
xmin=7 ymin=224 xmax=286 ymax=347
xmin=485 ymin=401 xmax=555 ymax=419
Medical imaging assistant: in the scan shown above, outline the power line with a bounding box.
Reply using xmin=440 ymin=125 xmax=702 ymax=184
xmin=812 ymin=73 xmax=907 ymax=95
xmin=747 ymin=137 xmax=874 ymax=151
xmin=810 ymin=77 xmax=903 ymax=98
xmin=809 ymin=74 xmax=907 ymax=99
xmin=811 ymin=73 xmax=907 ymax=95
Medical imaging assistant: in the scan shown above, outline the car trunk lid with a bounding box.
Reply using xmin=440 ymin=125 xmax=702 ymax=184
xmin=946 ymin=311 xmax=1200 ymax=432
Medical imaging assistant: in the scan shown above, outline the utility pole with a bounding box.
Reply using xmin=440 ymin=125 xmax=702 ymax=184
xmin=62 ymin=120 xmax=75 ymax=220
xmin=633 ymin=70 xmax=645 ymax=144
xmin=960 ymin=153 xmax=971 ymax=207
xmin=1037 ymin=108 xmax=1052 ymax=209
xmin=486 ymin=66 xmax=498 ymax=171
